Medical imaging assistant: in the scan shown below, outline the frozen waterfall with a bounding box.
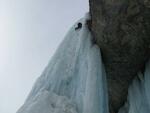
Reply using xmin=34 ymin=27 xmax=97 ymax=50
xmin=17 ymin=14 xmax=150 ymax=113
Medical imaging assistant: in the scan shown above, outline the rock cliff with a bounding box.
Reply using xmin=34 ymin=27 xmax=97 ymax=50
xmin=89 ymin=0 xmax=150 ymax=112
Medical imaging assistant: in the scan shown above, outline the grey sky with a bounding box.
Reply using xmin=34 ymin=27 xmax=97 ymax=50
xmin=0 ymin=0 xmax=88 ymax=113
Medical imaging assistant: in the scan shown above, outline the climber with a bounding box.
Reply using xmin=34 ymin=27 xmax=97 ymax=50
xmin=75 ymin=22 xmax=82 ymax=30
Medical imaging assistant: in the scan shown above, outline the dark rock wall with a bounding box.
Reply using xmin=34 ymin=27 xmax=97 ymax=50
xmin=89 ymin=0 xmax=150 ymax=113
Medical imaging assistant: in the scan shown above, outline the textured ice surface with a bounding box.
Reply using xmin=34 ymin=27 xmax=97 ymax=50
xmin=17 ymin=13 xmax=108 ymax=113
xmin=17 ymin=13 xmax=150 ymax=113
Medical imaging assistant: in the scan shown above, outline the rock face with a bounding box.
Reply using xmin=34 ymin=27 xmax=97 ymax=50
xmin=89 ymin=0 xmax=150 ymax=113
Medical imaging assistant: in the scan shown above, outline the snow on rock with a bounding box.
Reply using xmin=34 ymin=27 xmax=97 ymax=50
xmin=16 ymin=13 xmax=108 ymax=113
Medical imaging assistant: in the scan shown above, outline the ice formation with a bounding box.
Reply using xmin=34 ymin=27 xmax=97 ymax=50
xmin=17 ymin=14 xmax=150 ymax=113
xmin=118 ymin=61 xmax=150 ymax=113
xmin=17 ymin=14 xmax=108 ymax=113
